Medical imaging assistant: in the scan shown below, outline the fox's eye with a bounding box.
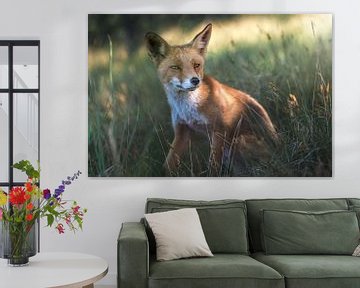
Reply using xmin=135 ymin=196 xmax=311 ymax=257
xmin=193 ymin=63 xmax=200 ymax=69
xmin=170 ymin=65 xmax=180 ymax=70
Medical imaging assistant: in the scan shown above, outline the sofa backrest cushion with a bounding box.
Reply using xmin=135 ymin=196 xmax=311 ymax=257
xmin=348 ymin=198 xmax=360 ymax=207
xmin=145 ymin=198 xmax=249 ymax=254
xmin=261 ymin=209 xmax=359 ymax=255
xmin=246 ymin=198 xmax=349 ymax=252
xmin=347 ymin=199 xmax=360 ymax=228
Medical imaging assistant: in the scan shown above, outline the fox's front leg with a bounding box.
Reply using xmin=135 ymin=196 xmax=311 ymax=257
xmin=209 ymin=131 xmax=226 ymax=176
xmin=164 ymin=123 xmax=191 ymax=173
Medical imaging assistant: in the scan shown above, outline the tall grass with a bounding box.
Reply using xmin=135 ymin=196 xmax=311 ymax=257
xmin=88 ymin=16 xmax=332 ymax=177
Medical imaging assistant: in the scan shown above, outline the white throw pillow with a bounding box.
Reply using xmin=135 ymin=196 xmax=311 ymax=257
xmin=145 ymin=208 xmax=213 ymax=261
xmin=353 ymin=244 xmax=360 ymax=256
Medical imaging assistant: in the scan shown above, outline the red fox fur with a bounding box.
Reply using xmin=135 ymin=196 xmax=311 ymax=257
xmin=145 ymin=23 xmax=278 ymax=176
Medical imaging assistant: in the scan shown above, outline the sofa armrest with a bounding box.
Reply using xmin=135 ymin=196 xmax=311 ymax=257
xmin=118 ymin=222 xmax=149 ymax=288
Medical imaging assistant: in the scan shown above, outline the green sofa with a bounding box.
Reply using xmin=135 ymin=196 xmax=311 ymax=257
xmin=118 ymin=198 xmax=360 ymax=288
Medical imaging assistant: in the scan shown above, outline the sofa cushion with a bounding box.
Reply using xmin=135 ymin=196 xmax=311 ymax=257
xmin=261 ymin=209 xmax=359 ymax=255
xmin=349 ymin=205 xmax=360 ymax=228
xmin=146 ymin=198 xmax=248 ymax=254
xmin=145 ymin=208 xmax=213 ymax=261
xmin=149 ymin=254 xmax=284 ymax=288
xmin=252 ymin=252 xmax=360 ymax=288
xmin=246 ymin=198 xmax=349 ymax=252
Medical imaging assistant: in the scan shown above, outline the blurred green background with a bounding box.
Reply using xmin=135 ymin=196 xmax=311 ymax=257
xmin=88 ymin=14 xmax=332 ymax=177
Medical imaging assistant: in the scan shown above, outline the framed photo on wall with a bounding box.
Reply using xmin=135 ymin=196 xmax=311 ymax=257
xmin=88 ymin=14 xmax=332 ymax=177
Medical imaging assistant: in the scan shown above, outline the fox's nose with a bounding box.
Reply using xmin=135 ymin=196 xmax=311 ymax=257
xmin=190 ymin=77 xmax=200 ymax=86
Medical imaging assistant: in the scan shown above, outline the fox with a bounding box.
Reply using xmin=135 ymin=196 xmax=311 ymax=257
xmin=145 ymin=23 xmax=278 ymax=176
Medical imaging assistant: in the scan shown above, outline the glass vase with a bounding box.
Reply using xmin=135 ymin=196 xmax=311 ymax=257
xmin=0 ymin=220 xmax=37 ymax=266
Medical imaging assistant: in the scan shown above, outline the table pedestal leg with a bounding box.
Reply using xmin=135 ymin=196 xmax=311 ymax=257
xmin=82 ymin=284 xmax=94 ymax=288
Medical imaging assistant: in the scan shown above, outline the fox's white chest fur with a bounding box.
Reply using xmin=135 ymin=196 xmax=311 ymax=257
xmin=164 ymin=85 xmax=208 ymax=128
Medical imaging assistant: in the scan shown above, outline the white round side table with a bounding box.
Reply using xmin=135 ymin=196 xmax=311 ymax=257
xmin=0 ymin=252 xmax=108 ymax=288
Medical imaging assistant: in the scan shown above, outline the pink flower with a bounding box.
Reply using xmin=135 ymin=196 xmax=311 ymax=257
xmin=72 ymin=205 xmax=80 ymax=215
xmin=0 ymin=208 xmax=3 ymax=220
xmin=65 ymin=214 xmax=71 ymax=225
xmin=56 ymin=223 xmax=65 ymax=234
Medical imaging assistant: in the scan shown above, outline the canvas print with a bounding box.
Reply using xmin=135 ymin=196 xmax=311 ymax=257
xmin=88 ymin=14 xmax=332 ymax=177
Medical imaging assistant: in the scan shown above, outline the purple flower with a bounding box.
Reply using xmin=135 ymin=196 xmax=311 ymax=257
xmin=62 ymin=171 xmax=82 ymax=187
xmin=53 ymin=171 xmax=82 ymax=199
xmin=43 ymin=189 xmax=51 ymax=200
xmin=54 ymin=189 xmax=63 ymax=198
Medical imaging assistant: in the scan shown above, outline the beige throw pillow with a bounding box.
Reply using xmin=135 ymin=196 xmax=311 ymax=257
xmin=145 ymin=208 xmax=213 ymax=261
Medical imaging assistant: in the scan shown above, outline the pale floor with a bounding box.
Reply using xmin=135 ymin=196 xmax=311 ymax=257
xmin=95 ymin=285 xmax=116 ymax=288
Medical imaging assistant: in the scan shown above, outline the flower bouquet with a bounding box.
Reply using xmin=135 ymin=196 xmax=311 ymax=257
xmin=0 ymin=160 xmax=87 ymax=266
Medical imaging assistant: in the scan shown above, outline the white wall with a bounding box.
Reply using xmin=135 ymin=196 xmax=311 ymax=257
xmin=0 ymin=108 xmax=8 ymax=182
xmin=1 ymin=0 xmax=360 ymax=286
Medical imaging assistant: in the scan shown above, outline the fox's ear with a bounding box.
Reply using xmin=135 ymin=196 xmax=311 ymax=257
xmin=145 ymin=32 xmax=170 ymax=64
xmin=191 ymin=23 xmax=212 ymax=55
